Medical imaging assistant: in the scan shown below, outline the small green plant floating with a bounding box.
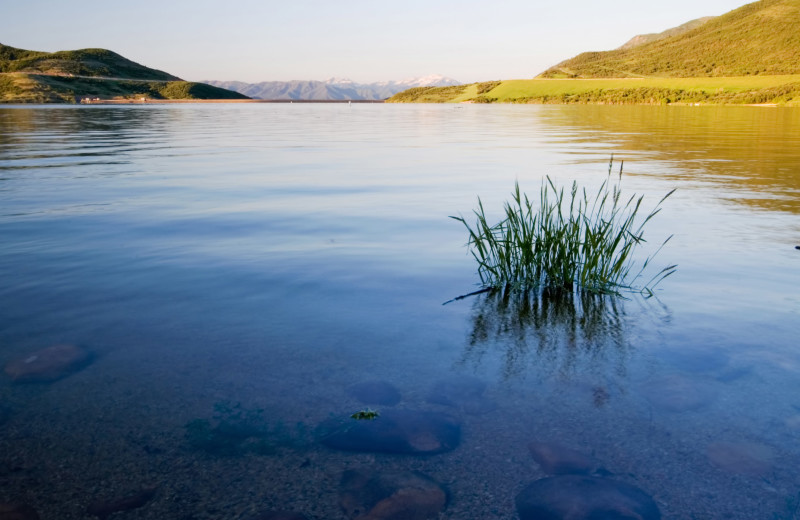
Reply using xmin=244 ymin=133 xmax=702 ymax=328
xmin=451 ymin=158 xmax=676 ymax=296
xmin=350 ymin=408 xmax=380 ymax=420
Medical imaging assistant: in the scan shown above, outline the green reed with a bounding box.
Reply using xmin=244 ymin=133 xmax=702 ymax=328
xmin=451 ymin=159 xmax=676 ymax=296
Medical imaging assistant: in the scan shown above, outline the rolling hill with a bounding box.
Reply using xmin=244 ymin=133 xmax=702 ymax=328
xmin=0 ymin=43 xmax=248 ymax=103
xmin=617 ymin=17 xmax=716 ymax=50
xmin=539 ymin=0 xmax=800 ymax=78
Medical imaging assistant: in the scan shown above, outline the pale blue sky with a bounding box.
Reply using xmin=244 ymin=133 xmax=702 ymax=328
xmin=2 ymin=0 xmax=750 ymax=83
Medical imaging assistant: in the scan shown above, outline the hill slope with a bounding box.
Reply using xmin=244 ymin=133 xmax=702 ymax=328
xmin=0 ymin=43 xmax=248 ymax=103
xmin=617 ymin=17 xmax=716 ymax=50
xmin=0 ymin=44 xmax=179 ymax=80
xmin=539 ymin=0 xmax=800 ymax=77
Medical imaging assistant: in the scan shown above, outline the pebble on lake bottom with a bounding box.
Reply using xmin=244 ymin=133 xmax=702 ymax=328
xmin=516 ymin=475 xmax=661 ymax=520
xmin=339 ymin=469 xmax=446 ymax=520
xmin=642 ymin=373 xmax=717 ymax=413
xmin=527 ymin=441 xmax=603 ymax=475
xmin=707 ymin=441 xmax=774 ymax=476
xmin=4 ymin=344 xmax=91 ymax=383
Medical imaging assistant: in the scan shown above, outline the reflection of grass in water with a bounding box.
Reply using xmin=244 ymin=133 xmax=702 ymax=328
xmin=460 ymin=289 xmax=639 ymax=382
xmin=185 ymin=401 xmax=308 ymax=456
xmin=451 ymin=158 xmax=676 ymax=296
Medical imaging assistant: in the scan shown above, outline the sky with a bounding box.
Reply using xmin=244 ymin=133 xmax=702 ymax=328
xmin=2 ymin=0 xmax=751 ymax=84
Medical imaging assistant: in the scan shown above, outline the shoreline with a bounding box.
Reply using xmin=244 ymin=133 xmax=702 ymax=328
xmin=76 ymin=98 xmax=386 ymax=105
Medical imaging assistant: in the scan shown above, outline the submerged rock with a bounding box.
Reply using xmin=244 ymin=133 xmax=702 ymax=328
xmin=707 ymin=441 xmax=774 ymax=476
xmin=248 ymin=512 xmax=309 ymax=520
xmin=641 ymin=374 xmax=717 ymax=413
xmin=347 ymin=381 xmax=402 ymax=406
xmin=659 ymin=348 xmax=729 ymax=373
xmin=427 ymin=376 xmax=485 ymax=406
xmin=0 ymin=503 xmax=41 ymax=520
xmin=427 ymin=376 xmax=497 ymax=415
xmin=87 ymin=486 xmax=157 ymax=520
xmin=527 ymin=442 xmax=604 ymax=475
xmin=0 ymin=404 xmax=12 ymax=426
xmin=339 ymin=469 xmax=446 ymax=520
xmin=516 ymin=475 xmax=660 ymax=520
xmin=4 ymin=344 xmax=91 ymax=383
xmin=319 ymin=409 xmax=460 ymax=455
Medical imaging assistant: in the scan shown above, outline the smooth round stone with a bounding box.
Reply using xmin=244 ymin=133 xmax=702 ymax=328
xmin=427 ymin=376 xmax=486 ymax=406
xmin=4 ymin=344 xmax=91 ymax=383
xmin=427 ymin=376 xmax=497 ymax=415
xmin=527 ymin=442 xmax=603 ymax=475
xmin=707 ymin=441 xmax=774 ymax=476
xmin=339 ymin=469 xmax=446 ymax=520
xmin=347 ymin=381 xmax=401 ymax=406
xmin=319 ymin=409 xmax=460 ymax=455
xmin=641 ymin=374 xmax=716 ymax=412
xmin=516 ymin=475 xmax=660 ymax=520
xmin=0 ymin=503 xmax=41 ymax=520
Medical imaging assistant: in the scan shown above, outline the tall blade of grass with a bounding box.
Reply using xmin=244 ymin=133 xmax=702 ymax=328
xmin=453 ymin=163 xmax=675 ymax=296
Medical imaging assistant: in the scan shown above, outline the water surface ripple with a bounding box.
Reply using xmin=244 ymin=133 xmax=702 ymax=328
xmin=0 ymin=104 xmax=798 ymax=519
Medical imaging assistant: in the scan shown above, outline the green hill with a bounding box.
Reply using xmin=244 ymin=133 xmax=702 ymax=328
xmin=0 ymin=43 xmax=248 ymax=103
xmin=617 ymin=17 xmax=716 ymax=50
xmin=0 ymin=43 xmax=180 ymax=80
xmin=539 ymin=0 xmax=800 ymax=78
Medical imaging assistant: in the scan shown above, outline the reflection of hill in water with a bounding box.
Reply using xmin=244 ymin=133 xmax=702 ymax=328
xmin=459 ymin=289 xmax=669 ymax=386
xmin=537 ymin=106 xmax=800 ymax=214
xmin=0 ymin=108 xmax=174 ymax=173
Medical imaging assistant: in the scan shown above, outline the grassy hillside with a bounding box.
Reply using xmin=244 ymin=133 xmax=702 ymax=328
xmin=386 ymin=76 xmax=800 ymax=105
xmin=0 ymin=43 xmax=179 ymax=80
xmin=0 ymin=43 xmax=247 ymax=103
xmin=539 ymin=0 xmax=800 ymax=78
xmin=618 ymin=17 xmax=715 ymax=50
xmin=0 ymin=73 xmax=249 ymax=103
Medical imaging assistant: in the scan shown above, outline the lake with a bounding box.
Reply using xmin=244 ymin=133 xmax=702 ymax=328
xmin=1 ymin=103 xmax=799 ymax=519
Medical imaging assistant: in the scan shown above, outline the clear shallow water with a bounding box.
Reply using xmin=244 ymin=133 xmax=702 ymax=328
xmin=0 ymin=104 xmax=799 ymax=519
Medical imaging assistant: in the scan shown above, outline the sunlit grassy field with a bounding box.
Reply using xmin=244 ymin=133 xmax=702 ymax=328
xmin=482 ymin=76 xmax=800 ymax=101
xmin=389 ymin=75 xmax=800 ymax=105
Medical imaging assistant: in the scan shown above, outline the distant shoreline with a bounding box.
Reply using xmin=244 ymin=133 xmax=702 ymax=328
xmin=77 ymin=98 xmax=386 ymax=105
xmin=387 ymin=76 xmax=800 ymax=106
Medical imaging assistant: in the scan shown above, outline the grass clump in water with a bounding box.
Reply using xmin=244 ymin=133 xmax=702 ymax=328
xmin=451 ymin=159 xmax=676 ymax=296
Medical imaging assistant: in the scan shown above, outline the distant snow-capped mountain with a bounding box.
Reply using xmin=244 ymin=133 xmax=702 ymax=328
xmin=202 ymin=76 xmax=461 ymax=101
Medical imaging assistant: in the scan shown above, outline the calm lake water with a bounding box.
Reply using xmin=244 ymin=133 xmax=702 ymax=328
xmin=1 ymin=104 xmax=799 ymax=519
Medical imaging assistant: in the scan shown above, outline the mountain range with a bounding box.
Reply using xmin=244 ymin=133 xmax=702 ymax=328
xmin=203 ymin=75 xmax=461 ymax=101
